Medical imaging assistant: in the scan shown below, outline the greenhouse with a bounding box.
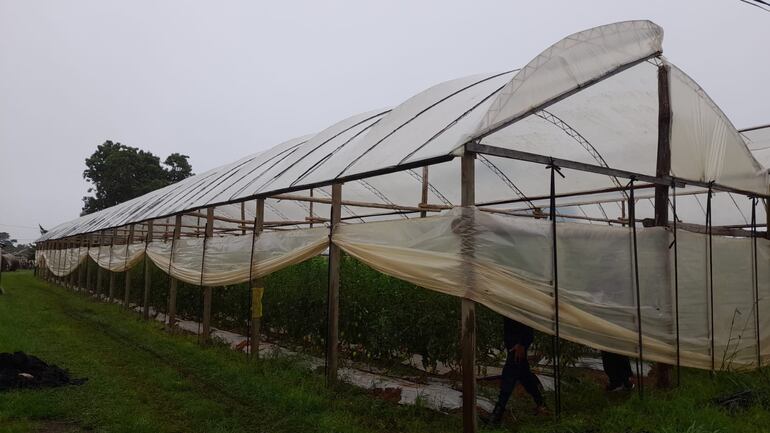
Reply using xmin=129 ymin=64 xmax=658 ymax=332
xmin=30 ymin=20 xmax=770 ymax=430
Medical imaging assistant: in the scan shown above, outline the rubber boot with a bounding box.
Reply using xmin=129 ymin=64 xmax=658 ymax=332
xmin=487 ymin=402 xmax=505 ymax=426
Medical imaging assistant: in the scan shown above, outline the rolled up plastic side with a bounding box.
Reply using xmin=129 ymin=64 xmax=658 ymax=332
xmin=145 ymin=227 xmax=328 ymax=286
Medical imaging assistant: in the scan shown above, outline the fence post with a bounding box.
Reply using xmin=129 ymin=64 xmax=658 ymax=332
xmin=326 ymin=184 xmax=342 ymax=384
xmin=460 ymin=152 xmax=477 ymax=433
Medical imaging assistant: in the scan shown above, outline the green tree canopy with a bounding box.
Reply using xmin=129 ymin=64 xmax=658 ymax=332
xmin=81 ymin=140 xmax=193 ymax=215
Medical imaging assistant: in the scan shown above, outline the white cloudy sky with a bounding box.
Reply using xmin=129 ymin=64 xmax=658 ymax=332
xmin=1 ymin=0 xmax=768 ymax=243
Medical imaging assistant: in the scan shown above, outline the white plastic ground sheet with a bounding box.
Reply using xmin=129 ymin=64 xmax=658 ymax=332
xmin=333 ymin=208 xmax=770 ymax=371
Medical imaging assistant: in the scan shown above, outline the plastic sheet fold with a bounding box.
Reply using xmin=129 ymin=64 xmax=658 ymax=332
xmin=145 ymin=227 xmax=329 ymax=286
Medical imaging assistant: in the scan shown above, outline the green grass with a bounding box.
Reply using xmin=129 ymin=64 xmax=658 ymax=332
xmin=0 ymin=271 xmax=457 ymax=433
xmin=2 ymin=271 xmax=770 ymax=433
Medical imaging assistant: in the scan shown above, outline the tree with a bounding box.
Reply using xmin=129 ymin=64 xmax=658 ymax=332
xmin=81 ymin=140 xmax=194 ymax=215
xmin=164 ymin=153 xmax=194 ymax=183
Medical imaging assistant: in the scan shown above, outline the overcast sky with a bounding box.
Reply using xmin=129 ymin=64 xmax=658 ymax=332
xmin=1 ymin=0 xmax=768 ymax=243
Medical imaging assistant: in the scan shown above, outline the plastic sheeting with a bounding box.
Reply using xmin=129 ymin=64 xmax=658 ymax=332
xmin=42 ymin=247 xmax=88 ymax=277
xmin=36 ymin=20 xmax=769 ymax=243
xmin=145 ymin=227 xmax=329 ymax=286
xmin=42 ymin=229 xmax=328 ymax=286
xmin=89 ymin=243 xmax=146 ymax=273
xmin=332 ymin=208 xmax=769 ymax=370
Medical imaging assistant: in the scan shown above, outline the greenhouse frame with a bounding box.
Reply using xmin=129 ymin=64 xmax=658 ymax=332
xmin=26 ymin=20 xmax=770 ymax=432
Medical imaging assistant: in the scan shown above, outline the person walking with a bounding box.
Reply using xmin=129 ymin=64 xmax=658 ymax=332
xmin=601 ymin=351 xmax=634 ymax=391
xmin=487 ymin=317 xmax=547 ymax=425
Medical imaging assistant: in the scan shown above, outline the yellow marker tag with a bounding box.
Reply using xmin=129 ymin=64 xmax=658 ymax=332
xmin=251 ymin=286 xmax=265 ymax=319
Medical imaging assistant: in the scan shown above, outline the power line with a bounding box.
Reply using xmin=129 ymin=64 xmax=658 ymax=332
xmin=739 ymin=0 xmax=770 ymax=12
xmin=0 ymin=223 xmax=39 ymax=230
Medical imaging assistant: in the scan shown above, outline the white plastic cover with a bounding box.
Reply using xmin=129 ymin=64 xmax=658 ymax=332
xmin=333 ymin=208 xmax=769 ymax=370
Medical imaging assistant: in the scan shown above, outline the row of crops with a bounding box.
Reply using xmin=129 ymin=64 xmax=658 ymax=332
xmin=70 ymin=254 xmax=590 ymax=373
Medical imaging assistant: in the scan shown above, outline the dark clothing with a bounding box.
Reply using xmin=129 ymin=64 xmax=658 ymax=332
xmin=496 ymin=318 xmax=544 ymax=409
xmin=601 ymin=351 xmax=633 ymax=387
xmin=504 ymin=317 xmax=534 ymax=350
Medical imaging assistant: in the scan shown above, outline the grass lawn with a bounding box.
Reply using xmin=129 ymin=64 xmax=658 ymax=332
xmin=1 ymin=270 xmax=770 ymax=433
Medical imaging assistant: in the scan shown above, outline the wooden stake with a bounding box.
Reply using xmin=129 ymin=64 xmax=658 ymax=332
xmin=142 ymin=221 xmax=153 ymax=320
xmin=201 ymin=207 xmax=214 ymax=342
xmin=460 ymin=152 xmax=477 ymax=433
xmin=326 ymin=183 xmax=342 ymax=384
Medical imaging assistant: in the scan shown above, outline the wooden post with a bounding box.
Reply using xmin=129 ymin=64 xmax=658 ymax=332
xmin=108 ymin=229 xmax=116 ymax=302
xmin=77 ymin=237 xmax=86 ymax=291
xmin=0 ymin=242 xmax=4 ymax=290
xmin=460 ymin=152 xmax=477 ymax=433
xmin=201 ymin=207 xmax=214 ymax=342
xmin=240 ymin=202 xmax=246 ymax=235
xmin=95 ymin=232 xmax=104 ymax=297
xmin=326 ymin=183 xmax=342 ymax=384
xmin=68 ymin=239 xmax=77 ymax=289
xmin=654 ymin=63 xmax=673 ymax=388
xmin=142 ymin=221 xmax=154 ymax=320
xmin=420 ymin=165 xmax=429 ymax=218
xmin=250 ymin=198 xmax=265 ymax=359
xmin=86 ymin=235 xmax=94 ymax=294
xmin=124 ymin=225 xmax=134 ymax=309
xmin=309 ymin=189 xmax=315 ymax=228
xmin=167 ymin=215 xmax=182 ymax=327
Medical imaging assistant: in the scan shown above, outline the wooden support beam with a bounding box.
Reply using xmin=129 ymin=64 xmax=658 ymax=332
xmin=466 ymin=142 xmax=768 ymax=200
xmin=108 ymin=229 xmax=116 ymax=302
xmin=95 ymin=232 xmax=104 ymax=296
xmin=460 ymin=152 xmax=477 ymax=433
xmin=272 ymin=193 xmax=450 ymax=213
xmin=326 ymin=183 xmax=342 ymax=384
xmin=68 ymin=239 xmax=77 ymax=289
xmin=250 ymin=198 xmax=265 ymax=359
xmin=85 ymin=236 xmax=94 ymax=293
xmin=142 ymin=220 xmax=153 ymax=320
xmin=123 ymin=224 xmax=134 ymax=309
xmin=654 ymin=63 xmax=673 ymax=388
xmin=420 ymin=166 xmax=429 ymax=218
xmin=309 ymin=188 xmax=315 ymax=228
xmin=201 ymin=207 xmax=214 ymax=342
xmin=167 ymin=215 xmax=182 ymax=327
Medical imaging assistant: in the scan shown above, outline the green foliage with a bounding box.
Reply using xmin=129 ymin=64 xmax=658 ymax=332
xmin=75 ymin=252 xmax=591 ymax=372
xmin=81 ymin=141 xmax=193 ymax=215
xmin=131 ymin=254 xmax=589 ymax=373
